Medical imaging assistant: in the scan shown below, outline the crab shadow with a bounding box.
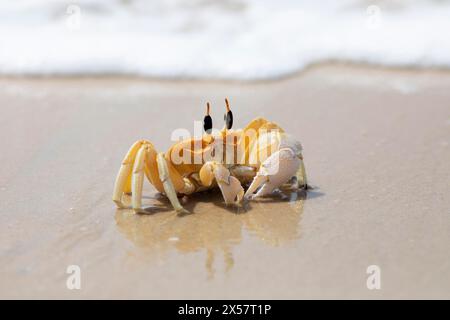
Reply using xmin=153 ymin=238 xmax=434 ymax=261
xmin=115 ymin=187 xmax=324 ymax=279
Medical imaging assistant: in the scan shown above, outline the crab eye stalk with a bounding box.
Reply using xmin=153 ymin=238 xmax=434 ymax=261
xmin=203 ymin=102 xmax=213 ymax=134
xmin=224 ymin=98 xmax=233 ymax=130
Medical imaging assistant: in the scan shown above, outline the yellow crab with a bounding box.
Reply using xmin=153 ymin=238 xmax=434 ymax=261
xmin=112 ymin=99 xmax=307 ymax=213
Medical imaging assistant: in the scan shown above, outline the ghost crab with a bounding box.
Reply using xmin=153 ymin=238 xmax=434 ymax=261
xmin=112 ymin=99 xmax=307 ymax=213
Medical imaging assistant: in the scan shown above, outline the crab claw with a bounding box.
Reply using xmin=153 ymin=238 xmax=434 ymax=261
xmin=200 ymin=162 xmax=244 ymax=205
xmin=245 ymin=148 xmax=300 ymax=199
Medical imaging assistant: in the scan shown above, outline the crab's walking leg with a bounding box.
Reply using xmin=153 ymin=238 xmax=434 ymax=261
xmin=245 ymin=148 xmax=300 ymax=199
xmin=114 ymin=140 xmax=189 ymax=212
xmin=280 ymin=154 xmax=308 ymax=191
xmin=130 ymin=144 xmax=149 ymax=211
xmin=200 ymin=162 xmax=244 ymax=205
xmin=298 ymin=155 xmax=308 ymax=189
xmin=156 ymin=153 xmax=189 ymax=214
xmin=113 ymin=140 xmax=148 ymax=208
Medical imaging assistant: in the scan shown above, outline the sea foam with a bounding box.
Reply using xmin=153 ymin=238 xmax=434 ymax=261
xmin=0 ymin=0 xmax=449 ymax=79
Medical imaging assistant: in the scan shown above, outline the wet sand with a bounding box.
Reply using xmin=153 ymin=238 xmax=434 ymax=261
xmin=0 ymin=64 xmax=449 ymax=299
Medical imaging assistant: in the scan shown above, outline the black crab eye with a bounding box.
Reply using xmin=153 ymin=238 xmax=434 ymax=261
xmin=203 ymin=102 xmax=213 ymax=134
xmin=224 ymin=98 xmax=233 ymax=130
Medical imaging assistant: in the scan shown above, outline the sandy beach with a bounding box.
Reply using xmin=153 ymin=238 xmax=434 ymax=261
xmin=0 ymin=64 xmax=449 ymax=299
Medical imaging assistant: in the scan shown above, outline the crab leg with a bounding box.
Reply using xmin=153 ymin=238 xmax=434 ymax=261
xmin=280 ymin=154 xmax=308 ymax=191
xmin=199 ymin=162 xmax=244 ymax=205
xmin=299 ymin=155 xmax=308 ymax=189
xmin=114 ymin=140 xmax=189 ymax=212
xmin=113 ymin=140 xmax=148 ymax=208
xmin=131 ymin=144 xmax=150 ymax=211
xmin=245 ymin=148 xmax=300 ymax=199
xmin=156 ymin=153 xmax=189 ymax=214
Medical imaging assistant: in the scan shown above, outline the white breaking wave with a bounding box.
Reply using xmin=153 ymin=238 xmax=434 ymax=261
xmin=0 ymin=0 xmax=450 ymax=79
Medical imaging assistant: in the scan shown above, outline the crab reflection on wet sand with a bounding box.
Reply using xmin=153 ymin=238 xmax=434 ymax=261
xmin=115 ymin=189 xmax=306 ymax=279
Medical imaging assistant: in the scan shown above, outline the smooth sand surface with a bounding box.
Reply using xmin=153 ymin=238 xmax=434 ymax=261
xmin=0 ymin=65 xmax=449 ymax=299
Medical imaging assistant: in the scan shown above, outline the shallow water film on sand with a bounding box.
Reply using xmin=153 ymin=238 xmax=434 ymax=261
xmin=0 ymin=65 xmax=449 ymax=298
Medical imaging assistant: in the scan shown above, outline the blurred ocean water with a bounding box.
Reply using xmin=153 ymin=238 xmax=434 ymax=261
xmin=0 ymin=0 xmax=449 ymax=79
